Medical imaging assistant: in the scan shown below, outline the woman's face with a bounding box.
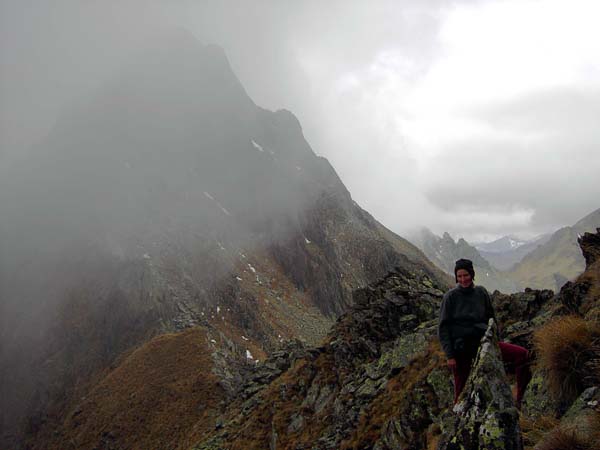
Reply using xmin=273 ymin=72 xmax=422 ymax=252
xmin=456 ymin=269 xmax=473 ymax=288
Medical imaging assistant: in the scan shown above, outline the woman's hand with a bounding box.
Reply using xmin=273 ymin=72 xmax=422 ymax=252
xmin=447 ymin=358 xmax=457 ymax=371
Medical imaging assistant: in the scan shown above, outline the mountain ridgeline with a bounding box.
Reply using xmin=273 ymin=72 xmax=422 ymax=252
xmin=0 ymin=32 xmax=448 ymax=448
xmin=411 ymin=208 xmax=600 ymax=294
xmin=410 ymin=228 xmax=519 ymax=293
xmin=508 ymin=207 xmax=600 ymax=291
xmin=476 ymin=234 xmax=552 ymax=271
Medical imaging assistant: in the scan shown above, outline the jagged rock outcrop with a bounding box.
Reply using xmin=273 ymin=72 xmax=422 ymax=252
xmin=580 ymin=228 xmax=600 ymax=268
xmin=438 ymin=319 xmax=522 ymax=450
xmin=491 ymin=288 xmax=555 ymax=348
xmin=193 ymin=265 xmax=451 ymax=450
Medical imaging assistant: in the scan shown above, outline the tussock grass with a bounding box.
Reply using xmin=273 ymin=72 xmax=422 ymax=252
xmin=533 ymin=316 xmax=600 ymax=405
xmin=533 ymin=412 xmax=600 ymax=450
xmin=520 ymin=415 xmax=559 ymax=449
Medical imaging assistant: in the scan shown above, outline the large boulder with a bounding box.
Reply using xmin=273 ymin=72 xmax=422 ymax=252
xmin=438 ymin=319 xmax=522 ymax=450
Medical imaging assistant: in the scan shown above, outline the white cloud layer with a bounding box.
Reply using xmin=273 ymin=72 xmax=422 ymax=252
xmin=283 ymin=0 xmax=600 ymax=241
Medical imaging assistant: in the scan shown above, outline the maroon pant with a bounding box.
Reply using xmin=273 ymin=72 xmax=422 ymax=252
xmin=452 ymin=341 xmax=532 ymax=405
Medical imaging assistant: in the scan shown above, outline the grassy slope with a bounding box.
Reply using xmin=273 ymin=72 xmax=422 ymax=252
xmin=32 ymin=327 xmax=226 ymax=450
xmin=508 ymin=208 xmax=600 ymax=291
xmin=509 ymin=227 xmax=583 ymax=290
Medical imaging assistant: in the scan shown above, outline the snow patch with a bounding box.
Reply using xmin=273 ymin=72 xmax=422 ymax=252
xmin=251 ymin=139 xmax=264 ymax=152
xmin=304 ymin=237 xmax=311 ymax=244
xmin=217 ymin=242 xmax=226 ymax=251
xmin=210 ymin=339 xmax=217 ymax=344
xmin=509 ymin=239 xmax=525 ymax=249
xmin=216 ymin=306 xmax=220 ymax=314
xmin=246 ymin=349 xmax=254 ymax=360
xmin=236 ymin=276 xmax=243 ymax=281
xmin=247 ymin=264 xmax=256 ymax=273
xmin=143 ymin=253 xmax=151 ymax=260
xmin=241 ymin=335 xmax=249 ymax=341
xmin=203 ymin=192 xmax=231 ymax=216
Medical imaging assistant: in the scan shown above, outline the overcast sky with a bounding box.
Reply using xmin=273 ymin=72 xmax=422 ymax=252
xmin=2 ymin=0 xmax=599 ymax=242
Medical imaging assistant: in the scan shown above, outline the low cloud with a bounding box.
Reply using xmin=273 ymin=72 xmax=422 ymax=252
xmin=2 ymin=0 xmax=599 ymax=242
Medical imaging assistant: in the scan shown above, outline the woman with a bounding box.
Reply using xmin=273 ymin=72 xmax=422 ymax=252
xmin=438 ymin=258 xmax=531 ymax=407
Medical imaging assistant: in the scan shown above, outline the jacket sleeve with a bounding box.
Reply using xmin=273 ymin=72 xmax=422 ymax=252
xmin=438 ymin=292 xmax=454 ymax=359
xmin=482 ymin=287 xmax=496 ymax=323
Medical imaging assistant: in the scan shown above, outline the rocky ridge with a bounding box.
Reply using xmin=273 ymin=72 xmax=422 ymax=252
xmin=22 ymin=228 xmax=600 ymax=450
xmin=192 ymin=228 xmax=600 ymax=450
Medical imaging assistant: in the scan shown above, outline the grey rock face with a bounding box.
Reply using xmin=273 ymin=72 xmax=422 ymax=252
xmin=438 ymin=319 xmax=522 ymax=450
xmin=579 ymin=228 xmax=600 ymax=266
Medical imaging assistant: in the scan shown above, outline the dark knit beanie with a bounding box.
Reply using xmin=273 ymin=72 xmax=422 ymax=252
xmin=454 ymin=258 xmax=475 ymax=282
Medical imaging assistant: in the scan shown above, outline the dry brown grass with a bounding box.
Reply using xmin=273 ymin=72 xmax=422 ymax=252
xmin=33 ymin=327 xmax=226 ymax=450
xmin=533 ymin=315 xmax=600 ymax=405
xmin=340 ymin=342 xmax=447 ymax=450
xmin=533 ymin=412 xmax=600 ymax=450
xmin=520 ymin=415 xmax=560 ymax=449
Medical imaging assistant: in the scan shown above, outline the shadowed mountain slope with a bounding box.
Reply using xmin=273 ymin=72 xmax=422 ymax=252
xmin=0 ymin=31 xmax=447 ymax=448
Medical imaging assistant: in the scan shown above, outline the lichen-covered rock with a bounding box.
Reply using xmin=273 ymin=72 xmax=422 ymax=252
xmin=522 ymin=368 xmax=560 ymax=419
xmin=438 ymin=319 xmax=522 ymax=450
xmin=374 ymin=330 xmax=429 ymax=377
xmin=561 ymin=386 xmax=600 ymax=424
xmin=532 ymin=386 xmax=600 ymax=450
xmin=428 ymin=368 xmax=455 ymax=410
